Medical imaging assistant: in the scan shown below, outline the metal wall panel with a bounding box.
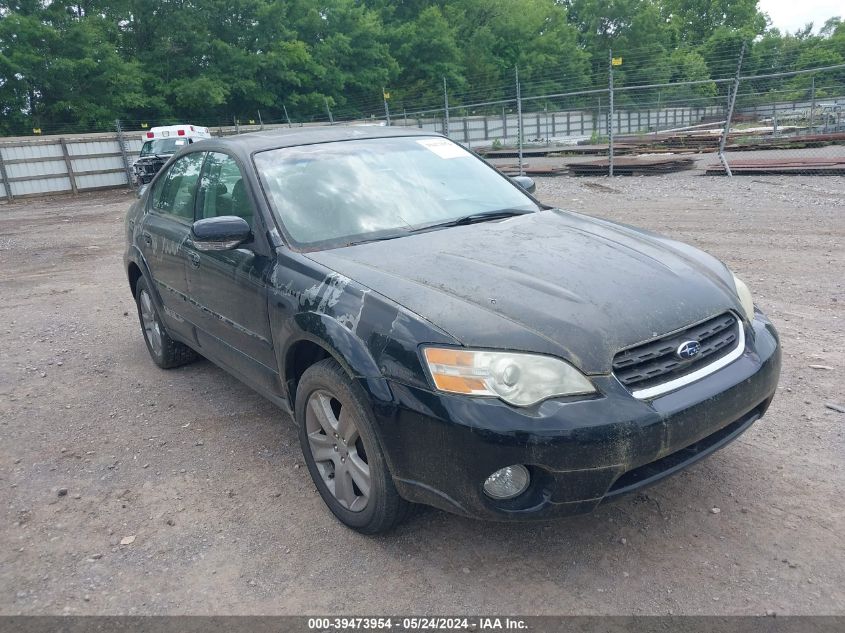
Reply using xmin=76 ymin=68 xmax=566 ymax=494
xmin=12 ymin=176 xmax=71 ymax=197
xmin=2 ymin=143 xmax=63 ymax=161
xmin=66 ymin=140 xmax=120 ymax=157
xmin=6 ymin=159 xmax=65 ymax=179
xmin=71 ymin=155 xmax=125 ymax=174
xmin=76 ymin=171 xmax=127 ymax=190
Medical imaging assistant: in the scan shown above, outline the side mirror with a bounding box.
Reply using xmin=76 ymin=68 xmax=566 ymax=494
xmin=191 ymin=216 xmax=251 ymax=252
xmin=511 ymin=175 xmax=536 ymax=194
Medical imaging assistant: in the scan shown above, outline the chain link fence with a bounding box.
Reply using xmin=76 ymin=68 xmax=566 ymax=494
xmin=2 ymin=50 xmax=844 ymax=200
xmin=717 ymin=63 xmax=845 ymax=176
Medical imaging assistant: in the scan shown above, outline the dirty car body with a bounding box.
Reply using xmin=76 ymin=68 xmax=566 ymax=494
xmin=123 ymin=127 xmax=781 ymax=525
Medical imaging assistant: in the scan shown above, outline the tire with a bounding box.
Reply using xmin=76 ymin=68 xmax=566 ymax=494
xmin=134 ymin=276 xmax=198 ymax=369
xmin=296 ymin=358 xmax=411 ymax=534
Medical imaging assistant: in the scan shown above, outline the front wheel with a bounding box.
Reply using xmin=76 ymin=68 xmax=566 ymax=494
xmin=296 ymin=358 xmax=411 ymax=534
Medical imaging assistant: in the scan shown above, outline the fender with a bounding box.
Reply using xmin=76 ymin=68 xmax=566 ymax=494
xmin=280 ymin=311 xmax=393 ymax=404
xmin=126 ymin=244 xmax=166 ymax=314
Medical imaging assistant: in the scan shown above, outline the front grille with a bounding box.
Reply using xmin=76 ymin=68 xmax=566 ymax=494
xmin=613 ymin=312 xmax=740 ymax=391
xmin=136 ymin=158 xmax=167 ymax=175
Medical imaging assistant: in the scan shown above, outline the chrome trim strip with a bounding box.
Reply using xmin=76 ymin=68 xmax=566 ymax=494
xmin=631 ymin=321 xmax=745 ymax=400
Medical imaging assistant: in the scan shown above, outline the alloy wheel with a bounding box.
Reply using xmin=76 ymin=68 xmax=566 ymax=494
xmin=304 ymin=389 xmax=371 ymax=512
xmin=139 ymin=289 xmax=163 ymax=357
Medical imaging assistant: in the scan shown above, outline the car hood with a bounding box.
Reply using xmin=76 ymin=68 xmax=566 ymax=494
xmin=306 ymin=209 xmax=744 ymax=374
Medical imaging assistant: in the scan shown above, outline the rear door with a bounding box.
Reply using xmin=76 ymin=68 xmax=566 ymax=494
xmin=182 ymin=151 xmax=278 ymax=393
xmin=138 ymin=151 xmax=206 ymax=338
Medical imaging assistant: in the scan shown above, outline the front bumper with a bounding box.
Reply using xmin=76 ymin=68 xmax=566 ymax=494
xmin=372 ymin=313 xmax=781 ymax=520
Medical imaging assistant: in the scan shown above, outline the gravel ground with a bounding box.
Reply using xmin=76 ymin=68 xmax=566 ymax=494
xmin=1 ymin=174 xmax=843 ymax=616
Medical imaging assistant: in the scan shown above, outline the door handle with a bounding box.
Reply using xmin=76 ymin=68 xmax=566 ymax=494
xmin=142 ymin=232 xmax=152 ymax=245
xmin=188 ymin=252 xmax=201 ymax=268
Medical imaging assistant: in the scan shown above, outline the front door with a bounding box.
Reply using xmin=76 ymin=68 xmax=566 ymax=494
xmin=182 ymin=151 xmax=278 ymax=393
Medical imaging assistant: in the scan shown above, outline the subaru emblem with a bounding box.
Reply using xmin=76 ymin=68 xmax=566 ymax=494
xmin=676 ymin=340 xmax=701 ymax=360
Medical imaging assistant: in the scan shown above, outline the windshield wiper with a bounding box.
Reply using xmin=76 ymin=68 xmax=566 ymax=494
xmin=342 ymin=232 xmax=411 ymax=247
xmin=340 ymin=209 xmax=534 ymax=247
xmin=409 ymin=209 xmax=533 ymax=233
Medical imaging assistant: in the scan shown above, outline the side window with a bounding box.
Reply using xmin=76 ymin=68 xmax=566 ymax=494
xmin=152 ymin=152 xmax=205 ymax=221
xmin=197 ymin=152 xmax=253 ymax=224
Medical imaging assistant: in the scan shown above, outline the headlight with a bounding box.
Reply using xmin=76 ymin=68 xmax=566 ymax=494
xmin=731 ymin=273 xmax=755 ymax=322
xmin=422 ymin=347 xmax=595 ymax=407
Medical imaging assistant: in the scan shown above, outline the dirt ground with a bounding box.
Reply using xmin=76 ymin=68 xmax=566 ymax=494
xmin=1 ymin=173 xmax=843 ymax=616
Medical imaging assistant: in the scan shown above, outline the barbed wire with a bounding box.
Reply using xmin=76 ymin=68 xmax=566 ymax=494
xmin=5 ymin=56 xmax=843 ymax=138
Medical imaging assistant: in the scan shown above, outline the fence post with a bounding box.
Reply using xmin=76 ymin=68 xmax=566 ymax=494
xmin=655 ymin=93 xmax=661 ymax=134
xmin=608 ymin=49 xmax=615 ymax=177
xmin=59 ymin=138 xmax=78 ymax=195
xmin=0 ymin=147 xmax=13 ymax=202
xmin=115 ymin=119 xmax=134 ymax=189
xmin=516 ymin=66 xmax=524 ymax=176
xmin=383 ymin=88 xmax=391 ymax=126
xmin=809 ymin=76 xmax=816 ymax=132
xmin=502 ymin=107 xmax=507 ymax=141
xmin=718 ymin=42 xmax=746 ymax=177
xmin=595 ymin=96 xmax=600 ymax=136
xmin=483 ymin=115 xmax=489 ymax=140
xmin=462 ymin=117 xmax=469 ymax=144
xmin=443 ymin=77 xmax=450 ymax=137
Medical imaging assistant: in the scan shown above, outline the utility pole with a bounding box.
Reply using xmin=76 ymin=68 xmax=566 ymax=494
xmin=443 ymin=76 xmax=450 ymax=137
xmin=324 ymin=97 xmax=334 ymax=125
xmin=718 ymin=41 xmax=746 ymax=177
xmin=283 ymin=104 xmax=292 ymax=128
xmin=383 ymin=88 xmax=391 ymax=126
xmin=608 ymin=49 xmax=615 ymax=177
xmin=516 ymin=66 xmax=523 ymax=176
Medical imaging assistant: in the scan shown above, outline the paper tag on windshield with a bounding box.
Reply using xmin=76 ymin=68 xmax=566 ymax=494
xmin=417 ymin=138 xmax=469 ymax=159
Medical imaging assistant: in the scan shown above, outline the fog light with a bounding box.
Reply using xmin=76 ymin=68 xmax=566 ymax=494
xmin=483 ymin=465 xmax=530 ymax=500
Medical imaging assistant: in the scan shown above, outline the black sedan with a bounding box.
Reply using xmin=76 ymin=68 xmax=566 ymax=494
xmin=123 ymin=127 xmax=781 ymax=533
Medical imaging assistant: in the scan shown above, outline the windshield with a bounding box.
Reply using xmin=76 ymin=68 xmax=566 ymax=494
xmin=254 ymin=136 xmax=538 ymax=249
xmin=140 ymin=138 xmax=190 ymax=157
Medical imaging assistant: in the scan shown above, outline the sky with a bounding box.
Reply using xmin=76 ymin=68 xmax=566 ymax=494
xmin=758 ymin=0 xmax=842 ymax=34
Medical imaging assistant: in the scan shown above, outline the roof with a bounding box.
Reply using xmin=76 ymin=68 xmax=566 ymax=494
xmin=191 ymin=125 xmax=440 ymax=155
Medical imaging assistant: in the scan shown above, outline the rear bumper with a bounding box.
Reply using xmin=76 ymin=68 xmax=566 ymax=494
xmin=371 ymin=312 xmax=781 ymax=520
